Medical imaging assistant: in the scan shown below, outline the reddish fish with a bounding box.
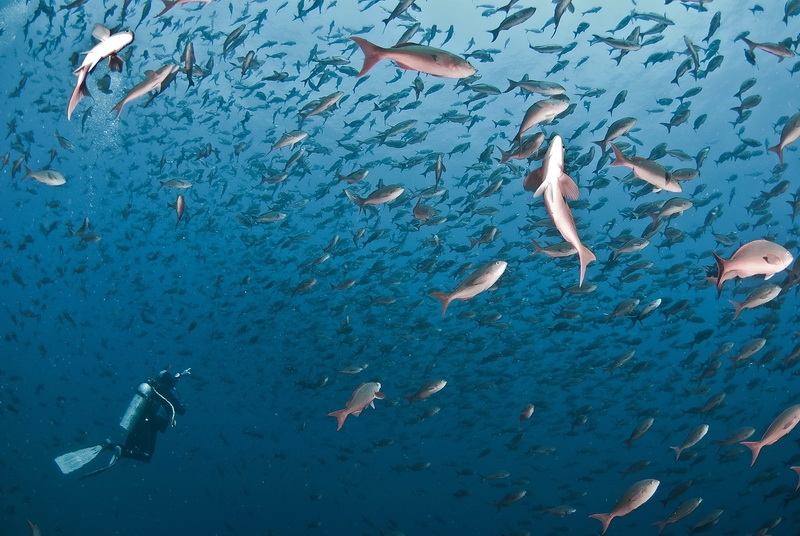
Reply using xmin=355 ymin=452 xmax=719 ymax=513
xmin=112 ymin=64 xmax=179 ymax=117
xmin=712 ymin=239 xmax=794 ymax=297
xmin=402 ymin=379 xmax=446 ymax=404
xmin=525 ymin=135 xmax=595 ymax=286
xmin=768 ymin=112 xmax=800 ymax=164
xmin=350 ymin=37 xmax=476 ymax=78
xmin=519 ymin=403 xmax=535 ymax=421
xmin=68 ymin=24 xmax=134 ymax=120
xmin=430 ymin=260 xmax=507 ymax=316
xmin=740 ymin=404 xmax=800 ymax=466
xmin=589 ymin=479 xmax=659 ymax=535
xmin=327 ymin=382 xmax=385 ymax=431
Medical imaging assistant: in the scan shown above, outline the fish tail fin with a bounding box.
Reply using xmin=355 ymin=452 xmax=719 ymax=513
xmin=327 ymin=409 xmax=347 ymax=431
xmin=712 ymin=251 xmax=726 ymax=298
xmin=767 ymin=144 xmax=783 ymax=164
xmin=669 ymin=445 xmax=681 ymax=461
xmin=350 ymin=37 xmax=383 ymax=77
xmin=503 ymin=78 xmax=517 ymax=93
xmin=728 ymin=300 xmax=744 ymax=321
xmin=488 ymin=29 xmax=500 ymax=42
xmin=592 ymin=140 xmax=607 ymax=152
xmin=660 ymin=122 xmax=672 ymax=133
xmin=156 ymin=0 xmax=176 ymax=17
xmin=622 ymin=438 xmax=632 ymax=448
xmin=609 ymin=144 xmax=627 ymax=167
xmin=111 ymin=99 xmax=125 ymax=118
xmin=530 ymin=239 xmax=543 ymax=255
xmin=497 ymin=146 xmax=511 ymax=163
xmin=429 ymin=291 xmax=452 ymax=316
xmin=713 ymin=439 xmax=725 ymax=451
xmin=588 ymin=512 xmax=613 ymax=535
xmin=468 ymin=237 xmax=478 ymax=250
xmin=652 ymin=520 xmax=668 ymax=536
xmin=67 ymin=69 xmax=89 ymax=121
xmin=344 ymin=189 xmax=366 ymax=211
xmin=577 ymin=246 xmax=596 ymax=287
xmin=402 ymin=395 xmax=414 ymax=405
xmin=740 ymin=440 xmax=762 ymax=466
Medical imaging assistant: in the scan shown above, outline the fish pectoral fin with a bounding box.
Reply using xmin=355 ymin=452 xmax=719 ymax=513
xmin=763 ymin=255 xmax=783 ymax=265
xmin=92 ymin=23 xmax=111 ymax=41
xmin=558 ymin=173 xmax=580 ymax=200
xmin=108 ymin=55 xmax=124 ymax=73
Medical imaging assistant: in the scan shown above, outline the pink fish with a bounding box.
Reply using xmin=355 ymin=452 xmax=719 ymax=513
xmin=350 ymin=37 xmax=476 ymax=79
xmin=112 ymin=64 xmax=179 ymax=117
xmin=740 ymin=404 xmax=800 ymax=466
xmin=589 ymin=478 xmax=659 ymax=535
xmin=402 ymin=379 xmax=446 ymax=404
xmin=327 ymin=382 xmax=385 ymax=431
xmin=712 ymin=239 xmax=794 ymax=297
xmin=791 ymin=466 xmax=800 ymax=491
xmin=768 ymin=112 xmax=800 ymax=164
xmin=524 ymin=135 xmax=595 ymax=286
xmin=430 ymin=261 xmax=507 ymax=316
xmin=68 ymin=24 xmax=134 ymax=120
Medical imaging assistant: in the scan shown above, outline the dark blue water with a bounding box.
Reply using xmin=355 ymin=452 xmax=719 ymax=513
xmin=2 ymin=0 xmax=800 ymax=534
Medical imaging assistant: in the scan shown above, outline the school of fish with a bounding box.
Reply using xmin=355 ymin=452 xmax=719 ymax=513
xmin=2 ymin=0 xmax=800 ymax=534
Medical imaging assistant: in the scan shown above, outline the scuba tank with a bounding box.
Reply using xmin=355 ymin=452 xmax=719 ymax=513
xmin=120 ymin=382 xmax=153 ymax=431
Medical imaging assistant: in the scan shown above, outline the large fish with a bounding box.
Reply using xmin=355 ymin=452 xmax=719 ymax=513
xmin=524 ymin=135 xmax=595 ymax=286
xmin=741 ymin=404 xmax=800 ymax=466
xmin=712 ymin=239 xmax=794 ymax=297
xmin=589 ymin=479 xmax=660 ymax=535
xmin=350 ymin=37 xmax=476 ymax=79
xmin=327 ymin=382 xmax=385 ymax=431
xmin=111 ymin=64 xmax=180 ymax=117
xmin=68 ymin=24 xmax=134 ymax=120
xmin=430 ymin=261 xmax=507 ymax=316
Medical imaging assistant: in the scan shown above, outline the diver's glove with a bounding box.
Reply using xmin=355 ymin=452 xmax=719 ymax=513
xmin=177 ymin=368 xmax=192 ymax=378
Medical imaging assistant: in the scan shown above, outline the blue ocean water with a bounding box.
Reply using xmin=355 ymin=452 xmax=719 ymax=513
xmin=2 ymin=0 xmax=800 ymax=534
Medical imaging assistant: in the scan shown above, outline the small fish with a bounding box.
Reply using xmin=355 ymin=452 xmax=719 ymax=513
xmin=402 ymin=380 xmax=446 ymax=404
xmin=112 ymin=64 xmax=179 ymax=117
xmin=327 ymin=382 xmax=385 ymax=431
xmin=156 ymin=0 xmax=213 ymax=17
xmin=25 ymin=167 xmax=66 ymax=186
xmin=767 ymin=111 xmax=800 ymax=164
xmin=345 ymin=185 xmax=404 ymax=212
xmin=430 ymin=261 xmax=507 ymax=316
xmin=271 ymin=130 xmax=308 ymax=151
xmin=589 ymin=479 xmax=660 ymax=535
xmin=487 ymin=7 xmax=536 ymax=42
xmin=173 ymin=194 xmax=186 ymax=228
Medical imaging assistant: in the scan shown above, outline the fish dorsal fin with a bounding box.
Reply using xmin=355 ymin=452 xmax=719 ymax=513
xmin=391 ymin=42 xmax=422 ymax=49
xmin=92 ymin=24 xmax=111 ymax=41
xmin=144 ymin=70 xmax=157 ymax=79
xmin=559 ymin=173 xmax=580 ymax=200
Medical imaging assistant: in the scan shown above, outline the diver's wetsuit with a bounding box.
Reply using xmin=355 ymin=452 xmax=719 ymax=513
xmin=118 ymin=370 xmax=186 ymax=462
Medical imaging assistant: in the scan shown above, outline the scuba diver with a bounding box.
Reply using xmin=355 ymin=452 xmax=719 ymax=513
xmin=55 ymin=367 xmax=190 ymax=479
